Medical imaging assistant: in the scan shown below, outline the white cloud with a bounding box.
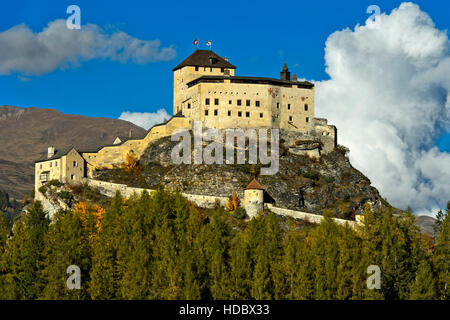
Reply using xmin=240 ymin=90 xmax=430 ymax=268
xmin=316 ymin=2 xmax=450 ymax=216
xmin=119 ymin=109 xmax=171 ymax=130
xmin=0 ymin=19 xmax=176 ymax=76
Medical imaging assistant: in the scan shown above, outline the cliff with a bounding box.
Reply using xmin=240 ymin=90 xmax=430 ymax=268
xmin=93 ymin=132 xmax=391 ymax=219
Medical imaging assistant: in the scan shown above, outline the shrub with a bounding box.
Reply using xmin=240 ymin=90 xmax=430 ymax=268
xmin=57 ymin=191 xmax=74 ymax=204
xmin=39 ymin=186 xmax=48 ymax=194
xmin=232 ymin=207 xmax=248 ymax=219
xmin=335 ymin=145 xmax=350 ymax=156
xmin=301 ymin=170 xmax=320 ymax=180
xmin=47 ymin=180 xmax=63 ymax=188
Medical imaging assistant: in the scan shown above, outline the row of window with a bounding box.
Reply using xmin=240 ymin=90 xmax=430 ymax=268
xmin=204 ymin=98 xmax=260 ymax=107
xmin=39 ymin=161 xmax=78 ymax=170
xmin=202 ymin=98 xmax=309 ymax=111
xmin=203 ymin=109 xmax=310 ymax=123
xmin=205 ymin=109 xmax=263 ymax=118
xmin=276 ymin=102 xmax=309 ymax=111
xmin=194 ymin=66 xmax=227 ymax=72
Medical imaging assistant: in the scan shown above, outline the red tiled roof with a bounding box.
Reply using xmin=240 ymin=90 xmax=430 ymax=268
xmin=245 ymin=178 xmax=264 ymax=190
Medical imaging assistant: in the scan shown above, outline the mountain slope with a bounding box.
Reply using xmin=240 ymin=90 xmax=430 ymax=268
xmin=0 ymin=105 xmax=146 ymax=199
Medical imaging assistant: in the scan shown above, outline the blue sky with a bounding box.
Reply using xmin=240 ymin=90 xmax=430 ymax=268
xmin=0 ymin=1 xmax=447 ymax=118
xmin=0 ymin=0 xmax=449 ymax=213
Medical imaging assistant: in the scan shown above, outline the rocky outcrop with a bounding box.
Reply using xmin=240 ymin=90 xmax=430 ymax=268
xmin=94 ymin=133 xmax=387 ymax=220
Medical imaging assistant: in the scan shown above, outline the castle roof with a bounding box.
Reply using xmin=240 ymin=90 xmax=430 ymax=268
xmin=172 ymin=50 xmax=236 ymax=71
xmin=187 ymin=75 xmax=314 ymax=89
xmin=245 ymin=178 xmax=264 ymax=190
xmin=35 ymin=146 xmax=78 ymax=163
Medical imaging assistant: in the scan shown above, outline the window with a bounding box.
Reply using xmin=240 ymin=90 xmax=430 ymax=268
xmin=40 ymin=173 xmax=48 ymax=182
xmin=71 ymin=174 xmax=75 ymax=181
xmin=205 ymin=110 xmax=209 ymax=116
xmin=246 ymin=99 xmax=250 ymax=106
xmin=288 ymin=104 xmax=291 ymax=110
xmin=277 ymin=102 xmax=280 ymax=109
xmin=306 ymin=117 xmax=309 ymax=123
xmin=238 ymin=111 xmax=242 ymax=117
xmin=228 ymin=111 xmax=231 ymax=116
xmin=221 ymin=67 xmax=224 ymax=72
xmin=210 ymin=67 xmax=213 ymax=72
xmin=50 ymin=163 xmax=52 ymax=168
xmin=214 ymin=109 xmax=218 ymax=116
xmin=237 ymin=99 xmax=242 ymax=106
xmin=195 ymin=66 xmax=199 ymax=71
xmin=55 ymin=162 xmax=58 ymax=167
xmin=246 ymin=112 xmax=250 ymax=117
xmin=205 ymin=98 xmax=210 ymax=105
xmin=289 ymin=116 xmax=293 ymax=121
xmin=40 ymin=164 xmax=42 ymax=169
xmin=255 ymin=100 xmax=260 ymax=107
xmin=305 ymin=104 xmax=308 ymax=111
xmin=187 ymin=103 xmax=191 ymax=109
xmin=214 ymin=98 xmax=219 ymax=105
xmin=260 ymin=113 xmax=263 ymax=118
xmin=229 ymin=100 xmax=232 ymax=104
xmin=73 ymin=161 xmax=78 ymax=167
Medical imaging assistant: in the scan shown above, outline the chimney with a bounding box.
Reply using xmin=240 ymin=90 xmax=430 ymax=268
xmin=224 ymin=57 xmax=228 ymax=61
xmin=129 ymin=129 xmax=132 ymax=138
xmin=47 ymin=146 xmax=55 ymax=158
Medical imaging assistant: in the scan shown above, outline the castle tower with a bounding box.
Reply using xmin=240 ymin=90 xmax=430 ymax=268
xmin=243 ymin=178 xmax=264 ymax=218
xmin=172 ymin=50 xmax=236 ymax=115
xmin=280 ymin=63 xmax=290 ymax=81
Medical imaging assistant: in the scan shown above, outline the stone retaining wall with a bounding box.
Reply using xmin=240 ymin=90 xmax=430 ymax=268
xmin=84 ymin=178 xmax=356 ymax=227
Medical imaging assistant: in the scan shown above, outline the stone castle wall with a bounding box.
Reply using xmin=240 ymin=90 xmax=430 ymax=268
xmin=83 ymin=178 xmax=355 ymax=227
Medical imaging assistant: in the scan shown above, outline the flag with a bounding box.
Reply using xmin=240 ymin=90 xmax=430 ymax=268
xmin=206 ymin=40 xmax=212 ymax=47
xmin=193 ymin=39 xmax=198 ymax=46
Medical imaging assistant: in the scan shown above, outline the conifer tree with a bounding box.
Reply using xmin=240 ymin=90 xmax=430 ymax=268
xmin=409 ymin=259 xmax=437 ymax=300
xmin=2 ymin=201 xmax=49 ymax=299
xmin=89 ymin=191 xmax=124 ymax=299
xmin=40 ymin=209 xmax=93 ymax=299
xmin=433 ymin=203 xmax=449 ymax=299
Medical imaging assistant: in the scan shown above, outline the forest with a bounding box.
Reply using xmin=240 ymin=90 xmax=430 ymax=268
xmin=0 ymin=189 xmax=448 ymax=300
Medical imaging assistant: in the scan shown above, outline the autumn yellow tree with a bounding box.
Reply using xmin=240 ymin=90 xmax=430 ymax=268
xmin=123 ymin=152 xmax=138 ymax=172
xmin=226 ymin=193 xmax=240 ymax=212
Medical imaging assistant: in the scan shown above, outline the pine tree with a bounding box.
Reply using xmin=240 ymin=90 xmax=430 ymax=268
xmin=89 ymin=191 xmax=124 ymax=299
xmin=433 ymin=203 xmax=449 ymax=299
xmin=39 ymin=208 xmax=93 ymax=299
xmin=409 ymin=259 xmax=437 ymax=300
xmin=310 ymin=215 xmax=340 ymax=299
xmin=2 ymin=201 xmax=49 ymax=299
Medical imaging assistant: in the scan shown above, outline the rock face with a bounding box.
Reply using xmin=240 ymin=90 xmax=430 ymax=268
xmin=95 ymin=133 xmax=387 ymax=220
xmin=0 ymin=105 xmax=146 ymax=199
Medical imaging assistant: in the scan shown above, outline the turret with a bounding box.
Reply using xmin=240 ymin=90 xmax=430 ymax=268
xmin=280 ymin=63 xmax=290 ymax=81
xmin=243 ymin=178 xmax=265 ymax=218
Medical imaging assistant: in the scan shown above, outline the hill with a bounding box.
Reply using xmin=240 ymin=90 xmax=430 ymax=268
xmin=93 ymin=132 xmax=393 ymax=219
xmin=0 ymin=105 xmax=146 ymax=199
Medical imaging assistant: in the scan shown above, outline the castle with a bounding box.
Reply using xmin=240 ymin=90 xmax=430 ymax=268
xmin=34 ymin=49 xmax=338 ymax=218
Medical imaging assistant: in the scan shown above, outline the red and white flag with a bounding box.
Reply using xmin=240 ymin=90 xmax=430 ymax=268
xmin=193 ymin=39 xmax=198 ymax=46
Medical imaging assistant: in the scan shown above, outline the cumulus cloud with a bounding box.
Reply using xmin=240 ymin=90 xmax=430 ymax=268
xmin=316 ymin=2 xmax=450 ymax=216
xmin=119 ymin=109 xmax=171 ymax=130
xmin=0 ymin=19 xmax=176 ymax=76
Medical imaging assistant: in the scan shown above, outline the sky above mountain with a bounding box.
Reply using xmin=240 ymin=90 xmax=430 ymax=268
xmin=0 ymin=0 xmax=449 ymax=216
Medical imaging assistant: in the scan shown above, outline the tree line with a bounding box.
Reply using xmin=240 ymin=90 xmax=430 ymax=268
xmin=0 ymin=189 xmax=448 ymax=300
